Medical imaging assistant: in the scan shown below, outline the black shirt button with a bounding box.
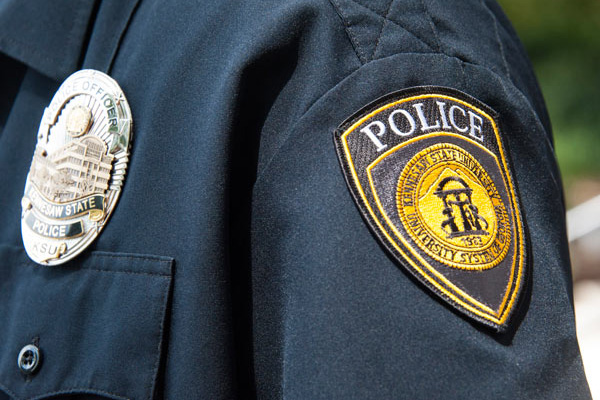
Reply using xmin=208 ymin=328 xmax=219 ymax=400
xmin=18 ymin=344 xmax=41 ymax=375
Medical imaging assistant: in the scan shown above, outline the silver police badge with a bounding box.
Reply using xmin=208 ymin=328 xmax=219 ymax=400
xmin=21 ymin=70 xmax=132 ymax=265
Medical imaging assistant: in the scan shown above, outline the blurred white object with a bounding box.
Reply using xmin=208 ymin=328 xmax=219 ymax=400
xmin=568 ymin=194 xmax=600 ymax=242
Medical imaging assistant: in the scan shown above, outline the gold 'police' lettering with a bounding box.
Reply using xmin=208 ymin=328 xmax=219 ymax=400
xmin=360 ymin=101 xmax=485 ymax=152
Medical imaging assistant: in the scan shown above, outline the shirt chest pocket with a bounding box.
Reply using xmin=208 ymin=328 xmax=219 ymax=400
xmin=0 ymin=244 xmax=173 ymax=400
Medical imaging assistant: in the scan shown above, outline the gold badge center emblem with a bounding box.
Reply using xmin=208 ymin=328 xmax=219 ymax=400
xmin=397 ymin=143 xmax=511 ymax=270
xmin=21 ymin=70 xmax=132 ymax=265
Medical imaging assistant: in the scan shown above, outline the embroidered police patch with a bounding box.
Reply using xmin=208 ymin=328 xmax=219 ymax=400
xmin=21 ymin=70 xmax=132 ymax=265
xmin=333 ymin=86 xmax=527 ymax=331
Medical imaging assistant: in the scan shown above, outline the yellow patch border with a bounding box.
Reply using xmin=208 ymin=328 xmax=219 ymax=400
xmin=339 ymin=93 xmax=525 ymax=325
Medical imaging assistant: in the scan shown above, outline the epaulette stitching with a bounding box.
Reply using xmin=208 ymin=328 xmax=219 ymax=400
xmin=372 ymin=0 xmax=395 ymax=60
xmin=346 ymin=0 xmax=437 ymax=56
xmin=419 ymin=0 xmax=443 ymax=54
xmin=481 ymin=0 xmax=511 ymax=81
xmin=328 ymin=0 xmax=368 ymax=64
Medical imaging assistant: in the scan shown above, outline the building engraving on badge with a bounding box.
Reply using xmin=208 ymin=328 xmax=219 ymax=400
xmin=334 ymin=87 xmax=527 ymax=330
xmin=21 ymin=70 xmax=132 ymax=265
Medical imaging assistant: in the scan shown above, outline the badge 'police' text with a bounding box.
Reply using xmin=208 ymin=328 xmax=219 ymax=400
xmin=21 ymin=70 xmax=132 ymax=265
xmin=333 ymin=87 xmax=528 ymax=331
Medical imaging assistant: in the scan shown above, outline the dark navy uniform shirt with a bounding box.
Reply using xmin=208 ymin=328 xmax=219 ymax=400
xmin=0 ymin=0 xmax=592 ymax=399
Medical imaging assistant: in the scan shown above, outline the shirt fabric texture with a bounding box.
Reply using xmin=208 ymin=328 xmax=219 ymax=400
xmin=0 ymin=0 xmax=592 ymax=399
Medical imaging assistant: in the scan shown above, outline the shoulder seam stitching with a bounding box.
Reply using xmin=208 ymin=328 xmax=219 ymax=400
xmin=255 ymin=52 xmax=551 ymax=186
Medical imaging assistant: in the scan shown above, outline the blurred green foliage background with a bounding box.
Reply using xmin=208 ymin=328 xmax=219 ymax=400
xmin=499 ymin=0 xmax=600 ymax=197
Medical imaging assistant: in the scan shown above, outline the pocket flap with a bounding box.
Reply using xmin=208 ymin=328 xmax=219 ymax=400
xmin=0 ymin=244 xmax=173 ymax=400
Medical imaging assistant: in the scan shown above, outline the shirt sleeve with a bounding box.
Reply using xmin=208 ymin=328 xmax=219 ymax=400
xmin=249 ymin=0 xmax=591 ymax=398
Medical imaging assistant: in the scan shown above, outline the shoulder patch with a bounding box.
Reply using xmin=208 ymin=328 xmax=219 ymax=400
xmin=333 ymin=86 xmax=528 ymax=331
